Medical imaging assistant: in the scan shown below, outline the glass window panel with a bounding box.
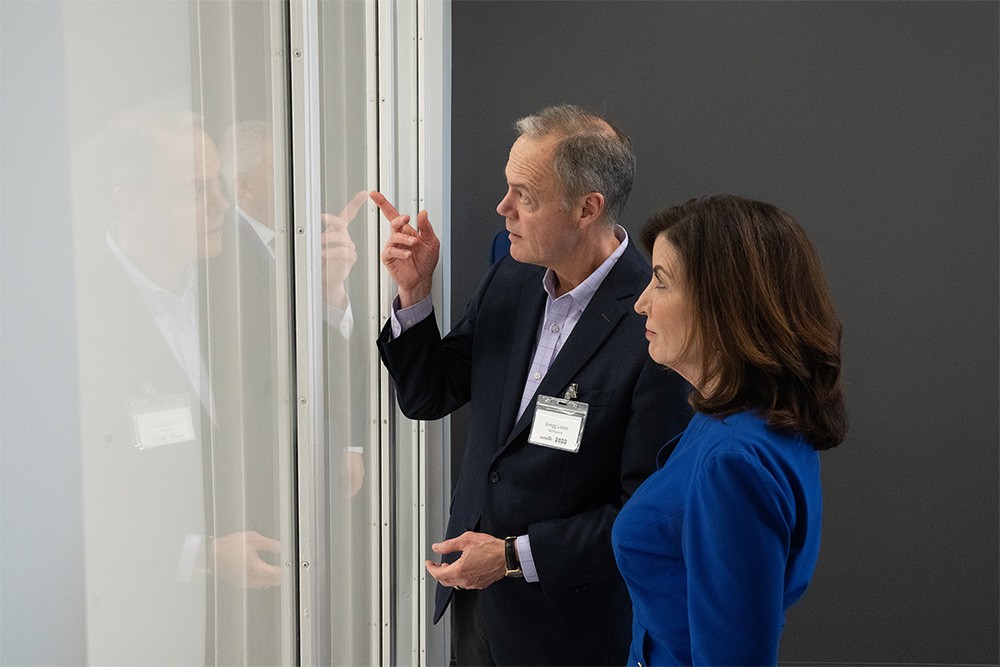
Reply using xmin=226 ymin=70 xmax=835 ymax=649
xmin=3 ymin=0 xmax=389 ymax=663
xmin=316 ymin=1 xmax=377 ymax=664
xmin=60 ymin=1 xmax=294 ymax=663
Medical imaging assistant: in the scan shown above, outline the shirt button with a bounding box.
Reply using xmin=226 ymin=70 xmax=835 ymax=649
xmin=488 ymin=471 xmax=500 ymax=483
xmin=533 ymin=372 xmax=541 ymax=380
xmin=550 ymin=324 xmax=559 ymax=332
xmin=405 ymin=319 xmax=414 ymax=327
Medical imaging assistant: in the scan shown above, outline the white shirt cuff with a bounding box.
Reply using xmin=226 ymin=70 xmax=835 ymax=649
xmin=325 ymin=300 xmax=354 ymax=340
xmin=516 ymin=534 xmax=539 ymax=583
xmin=175 ymin=533 xmax=203 ymax=582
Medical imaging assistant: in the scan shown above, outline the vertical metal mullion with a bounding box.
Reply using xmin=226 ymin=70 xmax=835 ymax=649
xmin=401 ymin=4 xmax=422 ymax=663
xmin=268 ymin=1 xmax=300 ymax=664
xmin=378 ymin=0 xmax=422 ymax=664
xmin=416 ymin=3 xmax=429 ymax=662
xmin=415 ymin=2 xmax=451 ymax=662
xmin=366 ymin=0 xmax=389 ymax=664
xmin=376 ymin=1 xmax=400 ymax=665
xmin=287 ymin=0 xmax=329 ymax=664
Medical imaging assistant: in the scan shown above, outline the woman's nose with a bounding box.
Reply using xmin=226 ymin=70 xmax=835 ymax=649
xmin=634 ymin=285 xmax=650 ymax=315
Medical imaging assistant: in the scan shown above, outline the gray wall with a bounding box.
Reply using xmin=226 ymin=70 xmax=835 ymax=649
xmin=1 ymin=2 xmax=88 ymax=663
xmin=450 ymin=1 xmax=998 ymax=664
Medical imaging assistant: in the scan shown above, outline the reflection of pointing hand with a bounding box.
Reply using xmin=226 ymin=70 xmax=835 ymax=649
xmin=321 ymin=190 xmax=366 ymax=308
xmin=337 ymin=189 xmax=368 ymax=224
xmin=371 ymin=190 xmax=439 ymax=307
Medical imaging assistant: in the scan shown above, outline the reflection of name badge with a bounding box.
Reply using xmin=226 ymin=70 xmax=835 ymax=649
xmin=528 ymin=395 xmax=588 ymax=453
xmin=130 ymin=394 xmax=196 ymax=449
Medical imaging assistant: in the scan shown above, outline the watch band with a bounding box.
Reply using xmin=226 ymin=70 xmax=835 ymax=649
xmin=504 ymin=536 xmax=524 ymax=578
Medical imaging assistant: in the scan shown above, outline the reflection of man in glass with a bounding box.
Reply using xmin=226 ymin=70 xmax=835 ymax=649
xmin=220 ymin=120 xmax=365 ymax=496
xmin=76 ymin=109 xmax=281 ymax=665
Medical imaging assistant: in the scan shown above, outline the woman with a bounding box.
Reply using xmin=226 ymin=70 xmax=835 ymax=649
xmin=611 ymin=194 xmax=847 ymax=666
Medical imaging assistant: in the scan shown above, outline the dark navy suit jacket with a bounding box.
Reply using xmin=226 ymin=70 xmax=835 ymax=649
xmin=378 ymin=241 xmax=691 ymax=665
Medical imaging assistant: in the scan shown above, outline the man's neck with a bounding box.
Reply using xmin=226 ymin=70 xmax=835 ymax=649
xmin=238 ymin=203 xmax=274 ymax=231
xmin=550 ymin=226 xmax=622 ymax=297
xmin=115 ymin=229 xmax=190 ymax=296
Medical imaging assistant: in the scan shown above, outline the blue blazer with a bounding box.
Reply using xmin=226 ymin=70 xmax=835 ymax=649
xmin=378 ymin=241 xmax=691 ymax=665
xmin=612 ymin=411 xmax=823 ymax=666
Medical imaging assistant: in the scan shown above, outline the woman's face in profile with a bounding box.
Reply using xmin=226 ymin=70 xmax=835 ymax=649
xmin=634 ymin=235 xmax=701 ymax=387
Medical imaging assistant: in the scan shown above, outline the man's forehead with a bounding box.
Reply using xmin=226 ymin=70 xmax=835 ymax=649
xmin=157 ymin=129 xmax=219 ymax=178
xmin=505 ymin=134 xmax=557 ymax=182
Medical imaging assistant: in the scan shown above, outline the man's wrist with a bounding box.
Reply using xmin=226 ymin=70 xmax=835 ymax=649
xmin=398 ymin=283 xmax=432 ymax=309
xmin=503 ymin=536 xmax=524 ymax=578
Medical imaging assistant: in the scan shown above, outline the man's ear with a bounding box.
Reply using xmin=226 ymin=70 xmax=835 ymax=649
xmin=577 ymin=191 xmax=606 ymax=228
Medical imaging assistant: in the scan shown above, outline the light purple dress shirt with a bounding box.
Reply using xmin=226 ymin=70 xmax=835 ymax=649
xmin=391 ymin=226 xmax=630 ymax=582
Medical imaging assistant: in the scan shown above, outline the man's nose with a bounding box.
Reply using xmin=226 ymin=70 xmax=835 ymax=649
xmin=209 ymin=181 xmax=229 ymax=213
xmin=496 ymin=192 xmax=512 ymax=218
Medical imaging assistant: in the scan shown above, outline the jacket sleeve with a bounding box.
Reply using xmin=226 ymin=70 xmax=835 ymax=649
xmin=376 ymin=259 xmax=504 ymax=420
xmin=685 ymin=449 xmax=792 ymax=665
xmin=528 ymin=360 xmax=692 ymax=601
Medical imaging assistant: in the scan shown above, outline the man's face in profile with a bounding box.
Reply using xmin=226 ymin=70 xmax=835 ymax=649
xmin=158 ymin=128 xmax=229 ymax=261
xmin=123 ymin=127 xmax=229 ymax=265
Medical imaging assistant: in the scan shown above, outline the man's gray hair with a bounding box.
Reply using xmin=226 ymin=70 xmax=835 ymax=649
xmin=515 ymin=104 xmax=635 ymax=225
xmin=219 ymin=120 xmax=272 ymax=195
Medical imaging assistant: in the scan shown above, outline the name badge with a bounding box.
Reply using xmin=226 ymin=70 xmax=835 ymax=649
xmin=528 ymin=395 xmax=588 ymax=453
xmin=130 ymin=394 xmax=196 ymax=449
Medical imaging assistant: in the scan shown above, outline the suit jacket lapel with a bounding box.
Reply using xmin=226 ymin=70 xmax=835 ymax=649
xmin=501 ymin=245 xmax=644 ymax=448
xmin=495 ymin=276 xmax=547 ymax=448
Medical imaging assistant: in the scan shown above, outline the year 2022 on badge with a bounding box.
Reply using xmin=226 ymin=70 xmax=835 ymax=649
xmin=527 ymin=394 xmax=588 ymax=453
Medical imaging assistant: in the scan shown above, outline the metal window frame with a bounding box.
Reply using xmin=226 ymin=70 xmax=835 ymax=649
xmin=287 ymin=0 xmax=450 ymax=664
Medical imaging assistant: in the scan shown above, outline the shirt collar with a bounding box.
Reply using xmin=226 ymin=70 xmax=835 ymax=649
xmin=542 ymin=225 xmax=629 ymax=303
xmin=106 ymin=225 xmax=196 ymax=305
xmin=237 ymin=206 xmax=276 ymax=251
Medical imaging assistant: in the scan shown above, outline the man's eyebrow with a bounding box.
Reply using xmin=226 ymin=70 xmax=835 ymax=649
xmin=508 ymin=180 xmax=534 ymax=194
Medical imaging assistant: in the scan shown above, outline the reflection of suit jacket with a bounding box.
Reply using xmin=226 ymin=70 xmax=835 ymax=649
xmin=76 ymin=238 xmax=214 ymax=665
xmin=75 ymin=220 xmax=279 ymax=665
xmin=377 ymin=242 xmax=691 ymax=665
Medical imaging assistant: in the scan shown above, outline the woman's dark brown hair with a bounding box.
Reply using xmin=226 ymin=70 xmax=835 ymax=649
xmin=640 ymin=194 xmax=847 ymax=450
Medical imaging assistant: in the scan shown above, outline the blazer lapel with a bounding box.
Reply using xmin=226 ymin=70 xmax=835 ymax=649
xmin=495 ymin=277 xmax=547 ymax=448
xmin=501 ymin=246 xmax=645 ymax=448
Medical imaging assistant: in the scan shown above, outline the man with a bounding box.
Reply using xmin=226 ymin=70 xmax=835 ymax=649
xmin=218 ymin=120 xmax=362 ymax=323
xmin=76 ymin=109 xmax=283 ymax=664
xmin=374 ymin=105 xmax=691 ymax=665
xmin=219 ymin=121 xmax=373 ymax=660
xmin=219 ymin=120 xmax=366 ymax=495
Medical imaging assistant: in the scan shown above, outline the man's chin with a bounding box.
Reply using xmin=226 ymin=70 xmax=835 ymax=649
xmin=199 ymin=236 xmax=224 ymax=259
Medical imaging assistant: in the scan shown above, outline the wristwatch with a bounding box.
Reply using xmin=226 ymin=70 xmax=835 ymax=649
xmin=504 ymin=536 xmax=524 ymax=578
